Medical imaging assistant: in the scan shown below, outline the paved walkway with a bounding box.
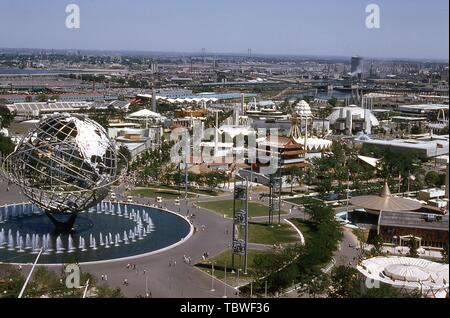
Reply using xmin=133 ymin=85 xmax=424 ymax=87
xmin=0 ymin=179 xmax=356 ymax=298
xmin=0 ymin=181 xmax=239 ymax=298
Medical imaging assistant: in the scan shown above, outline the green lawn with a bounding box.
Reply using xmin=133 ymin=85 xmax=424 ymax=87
xmin=195 ymin=249 xmax=270 ymax=287
xmin=156 ymin=185 xmax=222 ymax=196
xmin=288 ymin=219 xmax=318 ymax=242
xmin=248 ymin=222 xmax=299 ymax=244
xmin=284 ymin=196 xmax=321 ymax=206
xmin=130 ymin=185 xmax=221 ymax=199
xmin=197 ymin=199 xmax=286 ymax=218
xmin=129 ymin=188 xmax=195 ymax=200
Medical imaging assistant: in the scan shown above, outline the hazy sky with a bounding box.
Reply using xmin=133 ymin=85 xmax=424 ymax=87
xmin=0 ymin=0 xmax=448 ymax=60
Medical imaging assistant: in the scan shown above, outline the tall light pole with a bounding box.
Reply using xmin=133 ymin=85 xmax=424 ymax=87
xmin=82 ymin=279 xmax=90 ymax=298
xmin=264 ymin=280 xmax=268 ymax=298
xmin=236 ymin=268 xmax=241 ymax=295
xmin=232 ymin=175 xmax=248 ymax=274
xmin=184 ymin=130 xmax=189 ymax=200
xmin=145 ymin=270 xmax=149 ymax=297
xmin=210 ymin=262 xmax=215 ymax=292
xmin=223 ymin=263 xmax=227 ymax=298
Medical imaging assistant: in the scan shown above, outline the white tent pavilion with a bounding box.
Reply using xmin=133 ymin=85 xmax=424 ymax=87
xmin=127 ymin=109 xmax=162 ymax=119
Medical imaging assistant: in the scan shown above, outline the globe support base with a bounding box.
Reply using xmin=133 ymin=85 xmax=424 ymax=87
xmin=44 ymin=211 xmax=79 ymax=233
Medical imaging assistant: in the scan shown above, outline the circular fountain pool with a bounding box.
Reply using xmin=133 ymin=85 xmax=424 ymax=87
xmin=0 ymin=202 xmax=192 ymax=264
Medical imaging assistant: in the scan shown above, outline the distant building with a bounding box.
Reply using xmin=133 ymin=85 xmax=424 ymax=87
xmin=0 ymin=93 xmax=116 ymax=103
xmin=351 ymin=56 xmax=363 ymax=78
xmin=398 ymin=104 xmax=449 ymax=116
xmin=110 ymin=126 xmax=162 ymax=160
xmin=157 ymin=89 xmax=194 ymax=99
xmin=255 ymin=136 xmax=306 ymax=174
xmin=378 ymin=211 xmax=448 ymax=248
xmin=4 ymin=101 xmax=92 ymax=118
xmin=360 ymin=137 xmax=449 ymax=159
xmin=327 ymin=105 xmax=379 ymax=135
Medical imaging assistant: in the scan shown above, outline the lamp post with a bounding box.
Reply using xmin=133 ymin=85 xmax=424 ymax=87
xmin=210 ymin=262 xmax=215 ymax=292
xmin=264 ymin=280 xmax=268 ymax=298
xmin=223 ymin=263 xmax=227 ymax=298
xmin=236 ymin=268 xmax=241 ymax=295
xmin=82 ymin=279 xmax=90 ymax=298
xmin=145 ymin=271 xmax=149 ymax=298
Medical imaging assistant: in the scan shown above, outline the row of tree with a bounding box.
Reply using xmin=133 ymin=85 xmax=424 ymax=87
xmin=129 ymin=141 xmax=229 ymax=190
xmin=0 ymin=264 xmax=123 ymax=298
xmin=241 ymin=202 xmax=343 ymax=296
xmin=288 ymin=140 xmax=434 ymax=199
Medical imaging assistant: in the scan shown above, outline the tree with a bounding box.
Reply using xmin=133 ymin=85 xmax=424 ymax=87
xmin=25 ymin=96 xmax=33 ymax=102
xmin=36 ymin=94 xmax=49 ymax=102
xmin=0 ymin=264 xmax=25 ymax=298
xmin=297 ymin=267 xmax=330 ymax=298
xmin=372 ymin=146 xmax=424 ymax=189
xmin=441 ymin=243 xmax=449 ymax=264
xmin=118 ymin=145 xmax=132 ymax=172
xmin=370 ymin=235 xmax=384 ymax=256
xmin=0 ymin=134 xmax=15 ymax=156
xmin=410 ymin=125 xmax=422 ymax=135
xmin=407 ymin=238 xmax=419 ymax=258
xmin=284 ymin=167 xmax=302 ymax=194
xmin=362 ymin=283 xmax=421 ymax=298
xmin=0 ymin=106 xmax=15 ymax=129
xmin=328 ymin=97 xmax=338 ymax=107
xmin=328 ymin=266 xmax=360 ymax=298
xmin=425 ymin=171 xmax=445 ymax=187
xmin=302 ymin=96 xmax=312 ymax=103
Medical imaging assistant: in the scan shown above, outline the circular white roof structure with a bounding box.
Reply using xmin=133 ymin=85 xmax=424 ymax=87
xmin=294 ymin=100 xmax=312 ymax=117
xmin=358 ymin=256 xmax=449 ymax=297
xmin=327 ymin=105 xmax=379 ymax=126
xmin=383 ymin=264 xmax=431 ymax=282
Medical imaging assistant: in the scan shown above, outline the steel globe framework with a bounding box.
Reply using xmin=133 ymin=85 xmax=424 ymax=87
xmin=2 ymin=113 xmax=120 ymax=232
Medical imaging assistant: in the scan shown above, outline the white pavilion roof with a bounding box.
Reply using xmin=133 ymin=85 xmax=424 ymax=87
xmin=127 ymin=109 xmax=162 ymax=118
xmin=357 ymin=256 xmax=449 ymax=296
xmin=294 ymin=100 xmax=312 ymax=117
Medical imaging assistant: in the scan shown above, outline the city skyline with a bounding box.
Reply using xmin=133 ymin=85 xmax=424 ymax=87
xmin=0 ymin=0 xmax=448 ymax=61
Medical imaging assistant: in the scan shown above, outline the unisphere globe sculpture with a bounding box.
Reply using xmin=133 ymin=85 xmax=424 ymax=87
xmin=2 ymin=113 xmax=119 ymax=232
